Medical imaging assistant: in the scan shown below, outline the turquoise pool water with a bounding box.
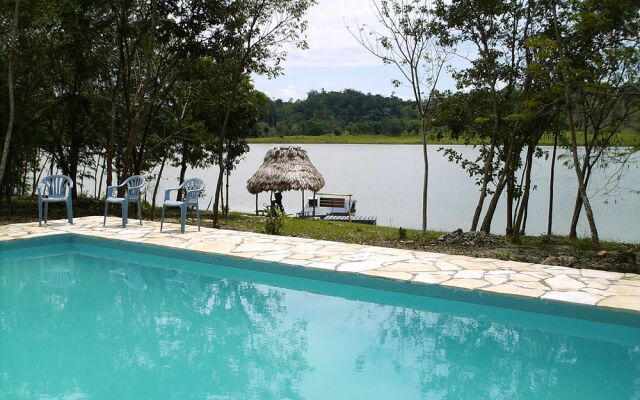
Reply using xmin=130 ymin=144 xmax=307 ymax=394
xmin=1 ymin=236 xmax=639 ymax=399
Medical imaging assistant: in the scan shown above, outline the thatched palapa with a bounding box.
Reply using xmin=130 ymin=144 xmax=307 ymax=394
xmin=246 ymin=146 xmax=325 ymax=194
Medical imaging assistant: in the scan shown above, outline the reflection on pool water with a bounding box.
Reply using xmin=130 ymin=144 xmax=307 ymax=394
xmin=1 ymin=238 xmax=639 ymax=400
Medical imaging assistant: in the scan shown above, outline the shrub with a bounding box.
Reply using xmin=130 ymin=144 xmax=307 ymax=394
xmin=264 ymin=206 xmax=285 ymax=235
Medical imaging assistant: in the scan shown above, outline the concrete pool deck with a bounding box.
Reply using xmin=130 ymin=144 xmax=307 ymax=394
xmin=1 ymin=216 xmax=639 ymax=313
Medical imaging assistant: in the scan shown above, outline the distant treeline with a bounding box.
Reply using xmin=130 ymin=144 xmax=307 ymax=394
xmin=258 ymin=89 xmax=423 ymax=136
xmin=257 ymin=89 xmax=640 ymax=138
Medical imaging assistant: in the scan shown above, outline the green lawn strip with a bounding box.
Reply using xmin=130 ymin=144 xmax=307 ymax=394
xmin=248 ymin=132 xmax=640 ymax=147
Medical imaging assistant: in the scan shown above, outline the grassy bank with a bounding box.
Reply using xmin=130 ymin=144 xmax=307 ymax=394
xmin=248 ymin=132 xmax=640 ymax=146
xmin=1 ymin=196 xmax=638 ymax=273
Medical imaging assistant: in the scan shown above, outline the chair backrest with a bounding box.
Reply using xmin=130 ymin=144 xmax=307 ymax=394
xmin=124 ymin=175 xmax=146 ymax=199
xmin=180 ymin=178 xmax=205 ymax=204
xmin=40 ymin=175 xmax=73 ymax=198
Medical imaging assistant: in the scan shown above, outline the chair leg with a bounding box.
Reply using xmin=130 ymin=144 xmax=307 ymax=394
xmin=122 ymin=200 xmax=128 ymax=228
xmin=103 ymin=201 xmax=109 ymax=226
xmin=180 ymin=206 xmax=186 ymax=234
xmin=137 ymin=199 xmax=142 ymax=225
xmin=44 ymin=202 xmax=49 ymax=224
xmin=160 ymin=205 xmax=165 ymax=232
xmin=67 ymin=198 xmax=73 ymax=224
xmin=38 ymin=199 xmax=42 ymax=227
xmin=196 ymin=203 xmax=201 ymax=232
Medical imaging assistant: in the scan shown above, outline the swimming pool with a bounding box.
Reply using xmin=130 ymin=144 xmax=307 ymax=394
xmin=1 ymin=235 xmax=639 ymax=399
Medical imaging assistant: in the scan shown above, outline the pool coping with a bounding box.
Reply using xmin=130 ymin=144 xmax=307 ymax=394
xmin=1 ymin=216 xmax=639 ymax=316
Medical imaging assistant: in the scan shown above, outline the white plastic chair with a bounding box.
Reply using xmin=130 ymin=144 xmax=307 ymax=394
xmin=160 ymin=178 xmax=205 ymax=234
xmin=38 ymin=175 xmax=73 ymax=226
xmin=103 ymin=175 xmax=147 ymax=228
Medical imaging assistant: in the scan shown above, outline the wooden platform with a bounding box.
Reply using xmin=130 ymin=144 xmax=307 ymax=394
xmin=323 ymin=215 xmax=377 ymax=225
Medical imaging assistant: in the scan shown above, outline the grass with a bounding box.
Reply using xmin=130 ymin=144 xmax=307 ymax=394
xmin=247 ymin=132 xmax=640 ymax=147
xmin=217 ymin=211 xmax=443 ymax=245
xmin=1 ymin=196 xmax=638 ymax=273
xmin=219 ymin=211 xmax=639 ymax=252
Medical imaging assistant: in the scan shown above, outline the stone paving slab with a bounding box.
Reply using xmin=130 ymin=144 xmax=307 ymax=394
xmin=1 ymin=216 xmax=639 ymax=314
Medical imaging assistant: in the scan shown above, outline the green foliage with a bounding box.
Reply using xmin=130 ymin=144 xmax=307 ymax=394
xmin=263 ymin=206 xmax=285 ymax=235
xmin=0 ymin=0 xmax=314 ymax=207
xmin=256 ymin=89 xmax=422 ymax=137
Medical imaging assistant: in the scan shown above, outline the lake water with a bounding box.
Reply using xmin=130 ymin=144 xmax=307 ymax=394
xmin=80 ymin=144 xmax=640 ymax=242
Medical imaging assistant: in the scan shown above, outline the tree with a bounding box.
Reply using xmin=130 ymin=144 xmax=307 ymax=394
xmin=436 ymin=0 xmax=563 ymax=238
xmin=208 ymin=0 xmax=316 ymax=227
xmin=0 ymin=0 xmax=19 ymax=189
xmin=547 ymin=0 xmax=639 ymax=247
xmin=351 ymin=0 xmax=449 ymax=233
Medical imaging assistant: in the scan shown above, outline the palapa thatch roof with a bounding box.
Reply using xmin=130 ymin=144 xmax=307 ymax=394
xmin=246 ymin=146 xmax=325 ymax=194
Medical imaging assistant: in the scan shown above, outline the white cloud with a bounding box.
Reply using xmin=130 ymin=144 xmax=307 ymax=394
xmin=280 ymin=0 xmax=381 ymax=69
xmin=278 ymin=84 xmax=300 ymax=99
xmin=254 ymin=0 xmax=469 ymax=100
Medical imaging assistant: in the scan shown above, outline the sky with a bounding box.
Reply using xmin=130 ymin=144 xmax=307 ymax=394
xmin=252 ymin=0 xmax=464 ymax=102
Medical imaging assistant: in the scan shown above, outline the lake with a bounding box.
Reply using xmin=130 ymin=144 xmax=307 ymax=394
xmin=81 ymin=144 xmax=640 ymax=242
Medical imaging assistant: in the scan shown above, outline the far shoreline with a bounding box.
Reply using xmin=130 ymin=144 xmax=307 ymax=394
xmin=248 ymin=133 xmax=639 ymax=147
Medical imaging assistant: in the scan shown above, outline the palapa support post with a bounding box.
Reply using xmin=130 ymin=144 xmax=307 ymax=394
xmin=255 ymin=193 xmax=258 ymax=216
xmin=301 ymin=189 xmax=305 ymax=219
xmin=312 ymin=191 xmax=316 ymax=217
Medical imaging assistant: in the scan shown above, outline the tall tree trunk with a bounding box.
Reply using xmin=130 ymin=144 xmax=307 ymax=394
xmin=21 ymin=158 xmax=27 ymax=195
xmin=569 ymin=163 xmax=593 ymax=238
xmin=225 ymin=165 xmax=230 ymax=218
xmin=520 ymin=202 xmax=528 ymax=236
xmin=5 ymin=161 xmax=13 ymax=219
xmin=552 ymin=2 xmax=600 ymax=248
xmin=151 ymin=151 xmax=168 ymax=221
xmin=94 ymin=153 xmax=102 ymax=198
xmin=506 ymin=173 xmax=514 ymax=236
xmin=212 ymin=33 xmax=257 ymax=227
xmin=31 ymin=151 xmax=42 ymax=196
xmin=479 ymin=173 xmax=508 ymax=233
xmin=470 ymin=135 xmax=496 ymax=231
xmin=68 ymin=93 xmax=81 ymax=199
xmin=212 ymin=80 xmax=241 ymax=227
xmin=421 ymin=117 xmax=429 ymax=233
xmin=0 ymin=0 xmax=19 ymax=189
xmin=220 ymin=178 xmax=225 ymax=218
xmin=106 ymin=69 xmax=120 ymax=188
xmin=480 ymin=144 xmax=517 ymax=233
xmin=79 ymin=163 xmax=87 ymax=197
xmin=546 ymin=131 xmax=558 ymax=236
xmin=471 ymin=68 xmax=500 ymax=232
xmin=176 ymin=147 xmax=187 ymax=202
xmin=132 ymin=0 xmax=158 ymax=175
xmin=513 ymin=145 xmax=534 ymax=241
xmin=97 ymin=156 xmax=105 ymax=199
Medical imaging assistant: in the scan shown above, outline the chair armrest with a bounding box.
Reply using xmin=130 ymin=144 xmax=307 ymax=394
xmin=64 ymin=180 xmax=74 ymax=199
xmin=164 ymin=188 xmax=179 ymax=202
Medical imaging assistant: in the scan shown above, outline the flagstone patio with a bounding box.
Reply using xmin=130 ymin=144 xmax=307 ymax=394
xmin=2 ymin=216 xmax=639 ymax=313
